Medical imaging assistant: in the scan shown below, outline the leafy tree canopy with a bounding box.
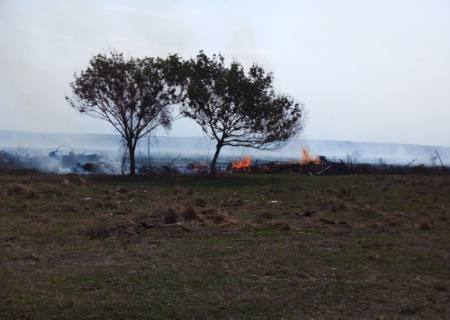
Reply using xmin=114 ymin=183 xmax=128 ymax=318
xmin=181 ymin=51 xmax=305 ymax=175
xmin=66 ymin=51 xmax=183 ymax=175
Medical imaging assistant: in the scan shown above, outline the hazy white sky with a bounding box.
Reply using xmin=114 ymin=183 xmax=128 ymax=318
xmin=0 ymin=0 xmax=449 ymax=146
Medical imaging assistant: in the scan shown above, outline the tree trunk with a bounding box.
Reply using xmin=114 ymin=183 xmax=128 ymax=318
xmin=128 ymin=143 xmax=136 ymax=176
xmin=209 ymin=142 xmax=223 ymax=178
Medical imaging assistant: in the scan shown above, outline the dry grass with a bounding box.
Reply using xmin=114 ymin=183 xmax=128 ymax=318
xmin=0 ymin=172 xmax=449 ymax=319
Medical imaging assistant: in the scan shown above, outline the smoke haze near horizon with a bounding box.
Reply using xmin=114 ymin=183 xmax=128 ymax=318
xmin=1 ymin=0 xmax=449 ymax=146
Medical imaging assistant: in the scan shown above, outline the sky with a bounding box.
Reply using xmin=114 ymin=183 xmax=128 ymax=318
xmin=0 ymin=0 xmax=449 ymax=146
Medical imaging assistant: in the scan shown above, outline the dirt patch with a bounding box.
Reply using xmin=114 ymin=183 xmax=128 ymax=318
xmin=181 ymin=205 xmax=198 ymax=221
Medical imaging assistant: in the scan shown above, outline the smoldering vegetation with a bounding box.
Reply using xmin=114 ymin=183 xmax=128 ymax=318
xmin=0 ymin=148 xmax=115 ymax=174
xmin=0 ymin=130 xmax=449 ymax=175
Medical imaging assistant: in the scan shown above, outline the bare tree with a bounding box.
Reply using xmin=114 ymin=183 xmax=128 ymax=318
xmin=181 ymin=52 xmax=305 ymax=176
xmin=66 ymin=51 xmax=181 ymax=175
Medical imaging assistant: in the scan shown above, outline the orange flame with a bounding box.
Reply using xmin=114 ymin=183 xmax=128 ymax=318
xmin=300 ymin=148 xmax=320 ymax=165
xmin=232 ymin=156 xmax=253 ymax=170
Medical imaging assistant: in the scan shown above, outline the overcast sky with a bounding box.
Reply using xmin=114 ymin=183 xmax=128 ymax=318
xmin=0 ymin=0 xmax=449 ymax=146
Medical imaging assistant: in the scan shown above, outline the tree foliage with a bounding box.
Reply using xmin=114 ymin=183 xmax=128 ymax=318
xmin=66 ymin=51 xmax=181 ymax=175
xmin=181 ymin=52 xmax=305 ymax=176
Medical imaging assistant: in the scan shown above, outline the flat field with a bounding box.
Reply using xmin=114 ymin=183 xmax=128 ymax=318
xmin=1 ymin=172 xmax=449 ymax=319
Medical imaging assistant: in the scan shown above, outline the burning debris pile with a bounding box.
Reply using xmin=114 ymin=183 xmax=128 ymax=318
xmin=222 ymin=148 xmax=333 ymax=175
xmin=229 ymin=156 xmax=253 ymax=172
xmin=222 ymin=148 xmax=449 ymax=175
xmin=300 ymin=148 xmax=321 ymax=165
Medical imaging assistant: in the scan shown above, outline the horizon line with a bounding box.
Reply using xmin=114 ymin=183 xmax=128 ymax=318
xmin=0 ymin=129 xmax=449 ymax=149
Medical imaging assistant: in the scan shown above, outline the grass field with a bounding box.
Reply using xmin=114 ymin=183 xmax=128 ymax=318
xmin=1 ymin=171 xmax=449 ymax=319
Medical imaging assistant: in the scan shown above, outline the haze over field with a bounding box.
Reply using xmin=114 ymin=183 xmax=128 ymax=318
xmin=1 ymin=0 xmax=449 ymax=147
xmin=1 ymin=131 xmax=449 ymax=167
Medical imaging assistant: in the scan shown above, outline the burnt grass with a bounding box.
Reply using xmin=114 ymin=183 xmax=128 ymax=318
xmin=0 ymin=171 xmax=449 ymax=319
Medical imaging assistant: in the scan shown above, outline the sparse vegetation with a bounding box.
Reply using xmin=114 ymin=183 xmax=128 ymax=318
xmin=1 ymin=171 xmax=449 ymax=319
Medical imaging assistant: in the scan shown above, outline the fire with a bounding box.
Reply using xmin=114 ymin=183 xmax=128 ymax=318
xmin=232 ymin=155 xmax=253 ymax=170
xmin=300 ymin=148 xmax=320 ymax=165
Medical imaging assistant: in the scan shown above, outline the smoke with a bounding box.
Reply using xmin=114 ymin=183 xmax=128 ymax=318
xmin=0 ymin=0 xmax=202 ymax=135
xmin=1 ymin=131 xmax=449 ymax=172
xmin=1 ymin=1 xmax=450 ymax=146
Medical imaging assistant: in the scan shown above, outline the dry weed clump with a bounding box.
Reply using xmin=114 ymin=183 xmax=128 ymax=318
xmin=202 ymin=208 xmax=237 ymax=227
xmin=84 ymin=213 xmax=159 ymax=239
xmin=161 ymin=207 xmax=178 ymax=224
xmin=83 ymin=197 xmax=240 ymax=239
xmin=177 ymin=203 xmax=237 ymax=228
xmin=5 ymin=183 xmax=32 ymax=196
xmin=181 ymin=204 xmax=198 ymax=221
xmin=195 ymin=197 xmax=207 ymax=207
xmin=65 ymin=175 xmax=87 ymax=187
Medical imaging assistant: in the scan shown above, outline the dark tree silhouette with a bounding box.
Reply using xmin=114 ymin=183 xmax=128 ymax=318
xmin=181 ymin=52 xmax=305 ymax=176
xmin=66 ymin=51 xmax=181 ymax=176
